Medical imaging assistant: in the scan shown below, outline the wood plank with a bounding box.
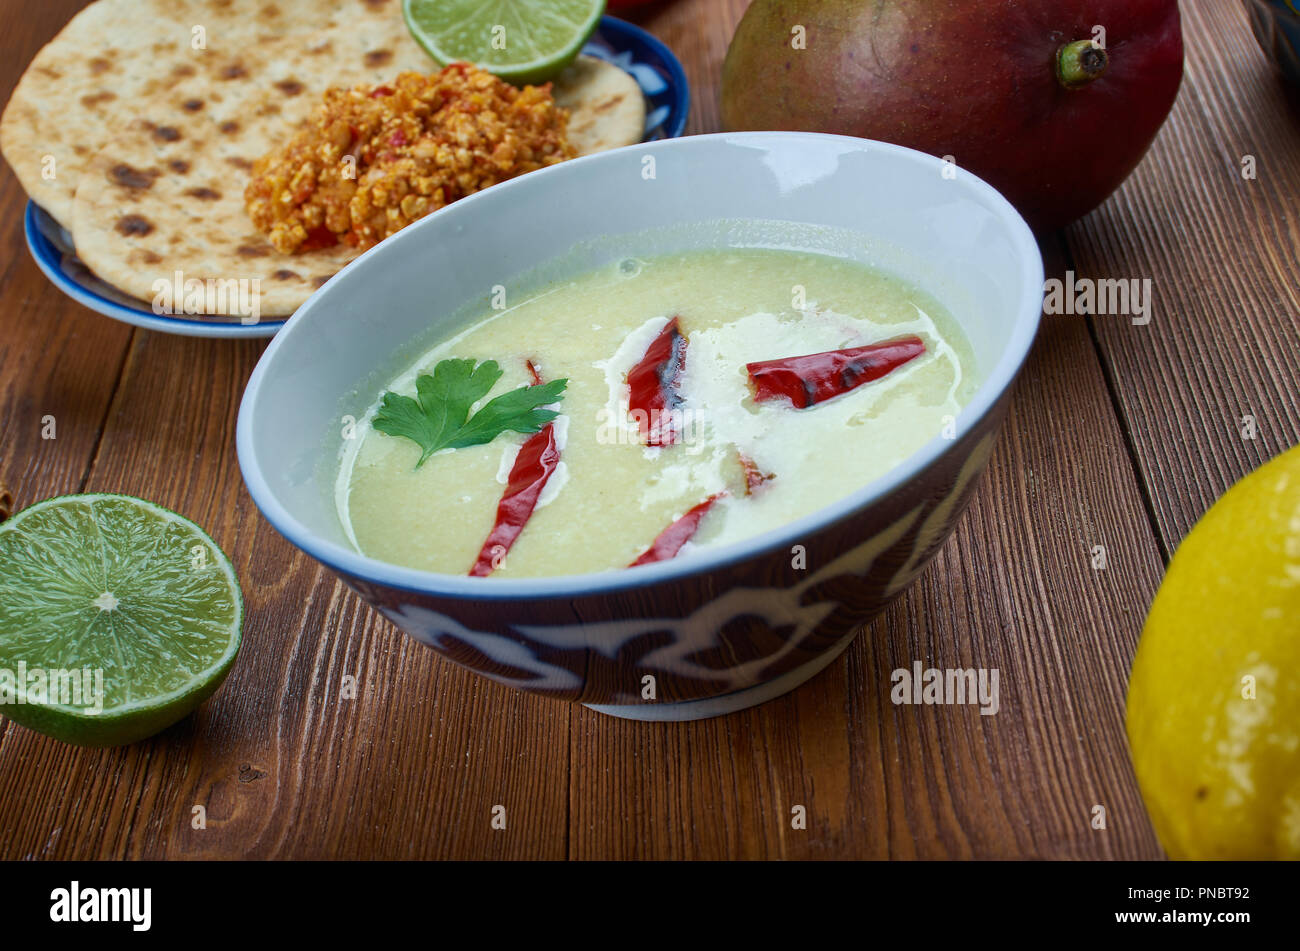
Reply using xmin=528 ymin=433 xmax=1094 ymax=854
xmin=573 ymin=0 xmax=1169 ymax=857
xmin=0 ymin=332 xmax=572 ymax=858
xmin=625 ymin=0 xmax=753 ymax=136
xmin=0 ymin=0 xmax=134 ymax=766
xmin=5 ymin=0 xmax=1250 ymax=861
xmin=1067 ymin=0 xmax=1300 ymax=552
xmin=0 ymin=0 xmax=130 ymax=508
xmin=570 ymin=296 xmax=1168 ymax=858
xmin=0 ymin=0 xmax=572 ymax=860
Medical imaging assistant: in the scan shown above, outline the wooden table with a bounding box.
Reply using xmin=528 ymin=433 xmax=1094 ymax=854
xmin=0 ymin=0 xmax=1295 ymax=860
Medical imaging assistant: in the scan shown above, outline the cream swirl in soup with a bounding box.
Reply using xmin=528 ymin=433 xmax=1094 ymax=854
xmin=337 ymin=247 xmax=978 ymax=577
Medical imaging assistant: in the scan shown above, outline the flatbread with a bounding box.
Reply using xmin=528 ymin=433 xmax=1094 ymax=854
xmin=59 ymin=2 xmax=436 ymax=317
xmin=70 ymin=105 xmax=358 ymax=320
xmin=0 ymin=0 xmax=408 ymax=231
xmin=3 ymin=2 xmax=648 ymax=317
xmin=553 ymin=55 xmax=647 ymax=155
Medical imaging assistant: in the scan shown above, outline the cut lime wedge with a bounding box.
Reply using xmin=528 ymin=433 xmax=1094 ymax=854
xmin=404 ymin=0 xmax=606 ymax=85
xmin=0 ymin=494 xmax=243 ymax=747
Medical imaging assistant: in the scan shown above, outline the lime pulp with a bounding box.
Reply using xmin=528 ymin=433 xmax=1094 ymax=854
xmin=0 ymin=494 xmax=243 ymax=747
xmin=403 ymin=0 xmax=606 ymax=84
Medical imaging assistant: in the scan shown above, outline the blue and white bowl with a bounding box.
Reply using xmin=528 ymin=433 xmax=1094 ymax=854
xmin=237 ymin=132 xmax=1043 ymax=720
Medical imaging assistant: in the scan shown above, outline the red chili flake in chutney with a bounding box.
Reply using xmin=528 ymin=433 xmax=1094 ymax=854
xmin=298 ymin=224 xmax=339 ymax=251
xmin=626 ymin=316 xmax=687 ymax=446
xmin=746 ymin=336 xmax=926 ymax=409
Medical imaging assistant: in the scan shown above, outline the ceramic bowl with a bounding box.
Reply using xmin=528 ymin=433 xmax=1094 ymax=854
xmin=236 ymin=132 xmax=1043 ymax=720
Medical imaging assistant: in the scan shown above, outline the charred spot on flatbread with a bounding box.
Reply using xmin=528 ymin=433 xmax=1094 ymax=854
xmin=80 ymin=91 xmax=116 ymax=109
xmin=114 ymin=214 xmax=154 ymax=236
xmin=552 ymin=56 xmax=646 ymax=156
xmin=4 ymin=0 xmax=449 ymax=315
xmin=129 ymin=249 xmax=163 ymax=265
xmin=109 ymin=163 xmax=158 ymax=190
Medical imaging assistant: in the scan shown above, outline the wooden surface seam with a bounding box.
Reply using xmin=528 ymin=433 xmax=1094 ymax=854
xmin=0 ymin=0 xmax=1296 ymax=860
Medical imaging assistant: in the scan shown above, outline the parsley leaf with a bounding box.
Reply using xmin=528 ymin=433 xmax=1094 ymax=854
xmin=372 ymin=358 xmax=567 ymax=468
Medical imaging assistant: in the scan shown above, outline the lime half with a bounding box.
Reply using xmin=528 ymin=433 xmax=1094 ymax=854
xmin=404 ymin=0 xmax=606 ymax=84
xmin=0 ymin=494 xmax=243 ymax=747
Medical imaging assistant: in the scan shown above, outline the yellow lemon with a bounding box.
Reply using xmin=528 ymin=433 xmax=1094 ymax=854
xmin=1127 ymin=443 xmax=1300 ymax=859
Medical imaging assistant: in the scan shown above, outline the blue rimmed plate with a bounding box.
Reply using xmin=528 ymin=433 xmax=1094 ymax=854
xmin=23 ymin=15 xmax=690 ymax=339
xmin=580 ymin=15 xmax=689 ymax=143
xmin=1245 ymin=0 xmax=1300 ymax=84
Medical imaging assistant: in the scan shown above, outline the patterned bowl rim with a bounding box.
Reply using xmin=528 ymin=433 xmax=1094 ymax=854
xmin=237 ymin=131 xmax=1045 ymax=601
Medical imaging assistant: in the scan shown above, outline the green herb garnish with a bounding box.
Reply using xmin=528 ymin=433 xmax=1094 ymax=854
xmin=372 ymin=358 xmax=567 ymax=468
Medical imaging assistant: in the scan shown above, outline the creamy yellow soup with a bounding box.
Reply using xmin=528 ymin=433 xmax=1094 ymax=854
xmin=338 ymin=248 xmax=978 ymax=577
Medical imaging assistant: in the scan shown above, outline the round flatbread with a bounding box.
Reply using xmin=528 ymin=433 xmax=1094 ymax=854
xmin=4 ymin=3 xmax=650 ymax=318
xmin=552 ymin=55 xmax=647 ymax=155
xmin=71 ymin=125 xmax=359 ymax=320
xmin=60 ymin=3 xmax=436 ymax=317
xmin=0 ymin=0 xmax=412 ymax=232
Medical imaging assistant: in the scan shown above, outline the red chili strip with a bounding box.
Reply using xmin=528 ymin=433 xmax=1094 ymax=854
xmin=746 ymin=335 xmax=926 ymax=409
xmin=629 ymin=493 xmax=724 ymax=567
xmin=469 ymin=361 xmax=560 ymax=577
xmin=626 ymin=316 xmax=688 ymax=446
xmin=737 ymin=451 xmax=773 ymax=495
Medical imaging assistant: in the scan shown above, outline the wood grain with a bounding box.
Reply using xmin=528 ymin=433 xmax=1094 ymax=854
xmin=0 ymin=0 xmax=1291 ymax=860
xmin=0 ymin=0 xmax=135 ymax=808
xmin=2 ymin=330 xmax=573 ymax=860
xmin=1068 ymin=0 xmax=1300 ymax=552
xmin=0 ymin=0 xmax=133 ymax=511
xmin=568 ymin=240 xmax=1166 ymax=859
